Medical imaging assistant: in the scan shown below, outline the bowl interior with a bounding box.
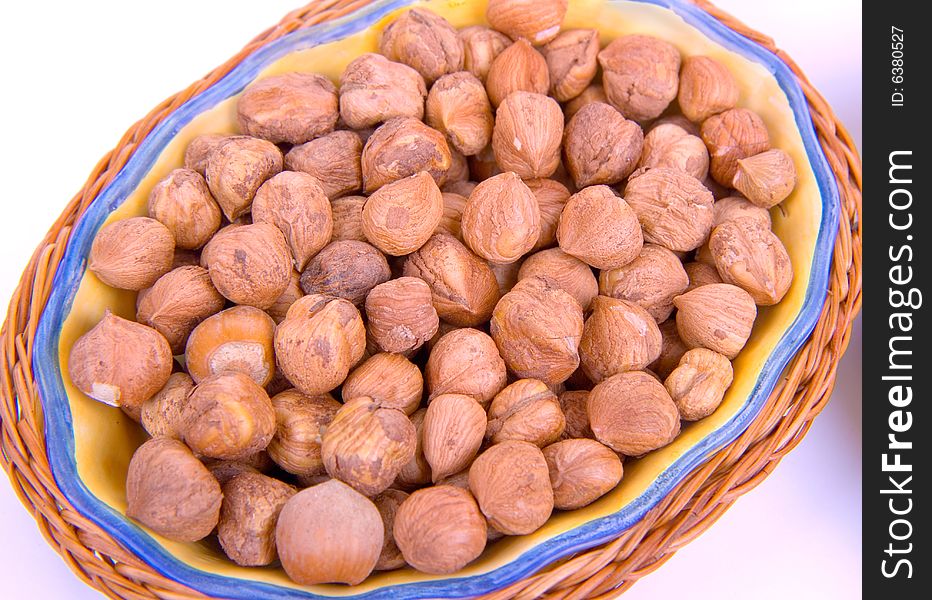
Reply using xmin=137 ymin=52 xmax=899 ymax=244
xmin=34 ymin=0 xmax=839 ymax=598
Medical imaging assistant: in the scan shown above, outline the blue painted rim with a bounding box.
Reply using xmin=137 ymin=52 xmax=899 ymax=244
xmin=33 ymin=0 xmax=840 ymax=598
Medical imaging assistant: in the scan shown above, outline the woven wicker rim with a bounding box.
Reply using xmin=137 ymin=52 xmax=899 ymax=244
xmin=0 ymin=1 xmax=861 ymax=598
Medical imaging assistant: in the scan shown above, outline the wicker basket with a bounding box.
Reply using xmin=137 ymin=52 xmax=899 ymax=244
xmin=0 ymin=1 xmax=861 ymax=598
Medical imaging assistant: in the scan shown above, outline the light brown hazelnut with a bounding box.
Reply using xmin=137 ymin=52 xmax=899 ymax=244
xmin=461 ymin=172 xmax=541 ymax=263
xmin=339 ymin=53 xmax=428 ymax=129
xmin=436 ymin=192 xmax=467 ymax=240
xmin=218 ymin=472 xmax=296 ymax=566
xmin=446 ymin=148 xmax=470 ymax=183
xmin=201 ymin=222 xmax=292 ymax=309
xmin=490 ymin=276 xmax=584 ymax=386
xmin=588 ymin=371 xmax=680 ymax=455
xmin=88 ymin=217 xmax=175 ymax=291
xmin=300 ymin=240 xmax=391 ymax=305
xmin=171 ymin=248 xmax=201 ymax=269
xmin=700 ymin=108 xmax=771 ymax=187
xmin=650 ymin=114 xmax=701 ymax=136
xmin=524 ymin=178 xmax=571 ymax=251
xmin=732 ymin=149 xmax=797 ymax=208
xmin=394 ymin=486 xmax=487 ymax=574
xmin=665 ymin=348 xmax=734 ymax=421
xmin=372 ymin=489 xmax=409 ymax=571
xmin=542 ymin=29 xmax=599 ymax=102
xmin=558 ymin=390 xmax=593 ymax=439
xmin=140 ymin=372 xmax=194 ymax=439
xmin=126 ymin=437 xmax=221 ymax=542
xmin=366 ymin=277 xmax=440 ymax=353
xmin=265 ymin=389 xmax=340 ymax=477
xmin=564 ymin=102 xmax=643 ymax=187
xmin=677 ymin=55 xmax=739 ymax=123
xmin=185 ymin=305 xmax=275 ymax=387
xmin=403 ymin=233 xmax=500 ymax=326
xmin=184 ymin=134 xmax=228 ymax=175
xmin=598 ymin=244 xmax=689 ymax=322
xmin=713 ymin=195 xmax=772 ymax=229
xmin=579 ymin=296 xmax=662 ymax=383
xmin=362 ymin=117 xmax=452 ymax=192
xmin=649 ymin=320 xmax=690 ymax=380
xmin=237 ymin=73 xmax=337 ymax=144
xmin=275 ymin=294 xmax=366 ymax=395
xmin=147 ymin=168 xmax=222 ymax=250
xmin=519 ymin=248 xmax=597 ymax=311
xmin=68 ymin=312 xmax=172 ymax=416
xmin=362 ymin=171 xmax=444 ymax=255
xmin=492 ymin=92 xmax=563 ymax=178
xmin=426 ymin=328 xmax=507 ymax=406
xmin=599 ymin=35 xmax=681 ymax=122
xmin=423 ymin=394 xmax=487 ymax=482
xmin=694 ymin=240 xmax=716 ymax=266
xmin=468 ymin=144 xmax=502 ymax=181
xmin=485 ymin=39 xmax=550 ymax=107
xmin=267 ymin=270 xmax=304 ymax=324
xmin=557 ymin=185 xmax=643 ymax=270
xmin=276 ymin=479 xmax=383 ymax=585
xmin=136 ymin=265 xmax=225 ymax=354
xmin=564 ymin=84 xmax=608 ymax=121
xmin=396 ymin=408 xmax=431 ymax=488
xmin=709 ymin=218 xmax=793 ymax=305
xmin=543 ymin=439 xmax=623 ymax=509
xmin=486 ymin=379 xmax=565 ymax=447
xmin=205 ymin=460 xmax=261 ymax=487
xmin=205 ymin=136 xmax=282 ymax=220
xmin=624 ymin=168 xmax=714 ymax=252
xmin=343 ymin=353 xmax=423 ymax=415
xmin=442 ymin=179 xmax=478 ymax=198
xmin=426 ymin=72 xmax=493 ymax=156
xmin=486 ymin=0 xmax=568 ymax=45
xmin=330 ymin=195 xmax=368 ymax=242
xmin=684 ymin=261 xmax=724 ymax=293
xmin=321 ymin=397 xmax=417 ymax=496
xmin=284 ymin=130 xmax=362 ymax=199
xmin=459 ymin=26 xmax=511 ymax=81
xmin=673 ymin=283 xmax=757 ymax=359
xmin=380 ymin=8 xmax=464 ymax=84
xmin=468 ymin=440 xmax=553 ymax=535
xmin=638 ymin=123 xmax=710 ymax=180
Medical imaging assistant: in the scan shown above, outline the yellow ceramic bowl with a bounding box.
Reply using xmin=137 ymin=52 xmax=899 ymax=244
xmin=35 ymin=0 xmax=839 ymax=598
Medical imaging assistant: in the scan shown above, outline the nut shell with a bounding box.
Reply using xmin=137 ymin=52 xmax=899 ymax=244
xmin=136 ymin=265 xmax=225 ymax=354
xmin=299 ymin=240 xmax=391 ymax=305
xmin=427 ymin=72 xmax=493 ymax=156
xmin=525 ymin=178 xmax=570 ymax=251
xmin=339 ymin=53 xmax=428 ymax=129
xmin=218 ymin=472 xmax=296 ymax=566
xmin=396 ymin=408 xmax=431 ymax=488
xmin=423 ymin=394 xmax=487 ymax=482
xmin=468 ymin=441 xmax=553 ymax=535
xmin=492 ymin=92 xmax=563 ymax=179
xmin=556 ymin=185 xmax=643 ymax=270
xmin=564 ymin=83 xmax=607 ymax=120
xmin=362 ymin=117 xmax=452 ymax=192
xmin=184 ymin=134 xmax=228 ymax=175
xmin=486 ymin=379 xmax=565 ymax=447
xmin=732 ymin=149 xmax=797 ymax=208
xmin=677 ymin=55 xmax=739 ymax=123
xmin=709 ymin=218 xmax=793 ymax=305
xmin=558 ymin=390 xmax=593 ymax=439
xmin=543 ymin=29 xmax=599 ymax=102
xmin=673 ymin=283 xmax=757 ymax=359
xmin=425 ymin=328 xmax=507 ymax=406
xmin=267 ymin=269 xmax=304 ymax=324
xmin=518 ymin=248 xmax=598 ymax=311
xmin=638 ymin=123 xmax=710 ymax=181
xmin=284 ymin=130 xmax=363 ymax=199
xmin=564 ymin=102 xmax=643 ymax=187
xmin=267 ymin=389 xmax=341 ymax=477
xmin=588 ymin=371 xmax=680 ymax=455
xmin=461 ymin=172 xmax=541 ymax=263
xmin=205 ymin=136 xmax=283 ymax=221
xmin=665 ymin=348 xmax=734 ymax=421
xmin=712 ymin=195 xmax=772 ymax=229
xmin=380 ymin=8 xmax=464 ymax=84
xmin=599 ymin=35 xmax=680 ymax=122
xmin=623 ymin=168 xmax=714 ymax=252
xmin=486 ymin=0 xmax=568 ymax=45
xmin=330 ymin=195 xmax=368 ymax=242
xmin=147 ymin=168 xmax=222 ymax=250
xmin=373 ymin=489 xmax=409 ymax=571
xmin=343 ymin=353 xmax=424 ymax=415
xmin=579 ymin=296 xmax=662 ymax=383
xmin=597 ymin=244 xmax=688 ymax=322
xmin=88 ymin=217 xmax=175 ymax=291
xmin=543 ymin=439 xmax=623 ymax=509
xmin=185 ymin=305 xmax=276 ymax=387
xmin=366 ymin=277 xmax=440 ymax=353
xmin=700 ymin=108 xmax=771 ymax=187
xmin=201 ymin=222 xmax=292 ymax=309
xmin=684 ymin=261 xmax=724 ymax=293
xmin=459 ymin=26 xmax=511 ymax=81
xmin=237 ymin=73 xmax=338 ymax=144
xmin=362 ymin=171 xmax=444 ymax=256
xmin=486 ymin=39 xmax=550 ymax=107
xmin=140 ymin=372 xmax=194 ymax=438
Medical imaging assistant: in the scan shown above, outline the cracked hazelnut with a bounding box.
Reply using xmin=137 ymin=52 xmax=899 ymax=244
xmin=597 ymin=244 xmax=689 ymax=322
xmin=558 ymin=390 xmax=593 ymax=439
xmin=579 ymin=296 xmax=662 ymax=383
xmin=543 ymin=438 xmax=623 ymax=509
xmin=678 ymin=55 xmax=739 ymax=123
xmin=148 ymin=168 xmax=222 ymax=250
xmin=89 ymin=217 xmax=175 ymax=291
xmin=518 ymin=248 xmax=598 ymax=311
xmin=564 ymin=102 xmax=643 ymax=187
xmin=459 ymin=26 xmax=511 ymax=81
xmin=426 ymin=72 xmax=493 ymax=156
xmin=339 ymin=53 xmax=428 ymax=129
xmin=486 ymin=39 xmax=550 ymax=107
xmin=426 ymin=328 xmax=507 ymax=406
xmin=543 ymin=29 xmax=599 ymax=102
xmin=599 ymin=35 xmax=680 ymax=122
xmin=423 ymin=393 xmax=487 ymax=482
xmin=218 ymin=472 xmax=296 ymax=566
xmin=330 ymin=195 xmax=368 ymax=242
xmin=588 ymin=371 xmax=680 ymax=455
xmin=462 ymin=172 xmax=541 ymax=263
xmin=366 ymin=277 xmax=440 ymax=353
xmin=557 ymin=185 xmax=643 ymax=269
xmin=486 ymin=0 xmax=568 ymax=45
xmin=267 ymin=389 xmax=341 ymax=477
xmin=665 ymin=348 xmax=734 ymax=421
xmin=136 ymin=265 xmax=225 ymax=354
xmin=713 ymin=195 xmax=772 ymax=229
xmin=185 ymin=305 xmax=276 ymax=387
xmin=300 ymin=240 xmax=391 ymax=305
xmin=673 ymin=283 xmax=757 ymax=359
xmin=732 ymin=149 xmax=797 ymax=208
xmin=362 ymin=171 xmax=444 ymax=255
xmin=373 ymin=489 xmax=408 ymax=571
xmin=624 ymin=167 xmax=714 ymax=252
xmin=205 ymin=136 xmax=282 ymax=220
xmin=201 ymin=222 xmax=292 ymax=308
xmin=564 ymin=83 xmax=607 ymax=120
xmin=237 ymin=73 xmax=338 ymax=144
xmin=709 ymin=218 xmax=793 ymax=305
xmin=468 ymin=441 xmax=553 ymax=535
xmin=684 ymin=261 xmax=723 ymax=292
xmin=487 ymin=379 xmax=565 ymax=447
xmin=700 ymin=108 xmax=771 ymax=187
xmin=638 ymin=123 xmax=710 ymax=180
xmin=492 ymin=92 xmax=563 ymax=178
xmin=380 ymin=8 xmax=464 ymax=84
xmin=343 ymin=353 xmax=423 ymax=415
xmin=284 ymin=130 xmax=363 ymax=199
xmin=140 ymin=372 xmax=194 ymax=439
xmin=362 ymin=117 xmax=452 ymax=192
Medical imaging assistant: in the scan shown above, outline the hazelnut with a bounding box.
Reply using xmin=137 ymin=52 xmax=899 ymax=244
xmin=709 ymin=218 xmax=793 ymax=305
xmin=343 ymin=353 xmax=423 ymax=415
xmin=486 ymin=379 xmax=565 ymax=447
xmin=488 ymin=260 xmax=522 ymax=297
xmin=557 ymin=185 xmax=643 ymax=270
xmin=694 ymin=240 xmax=716 ymax=266
xmin=267 ymin=269 xmax=304 ymax=324
xmin=485 ymin=39 xmax=550 ymax=107
xmin=136 ymin=265 xmax=225 ymax=354
xmin=300 ymin=240 xmax=391 ymax=305
xmin=446 ymin=148 xmax=470 ymax=183
xmin=267 ymin=389 xmax=341 ymax=477
xmin=442 ymin=179 xmax=478 ymax=197
xmin=700 ymin=108 xmax=771 ymax=187
xmin=396 ymin=408 xmax=431 ymax=488
xmin=624 ymin=168 xmax=714 ymax=252
xmin=638 ymin=123 xmax=710 ymax=180
xmin=275 ymin=294 xmax=366 ymax=395
xmin=649 ymin=320 xmax=690 ymax=380
xmin=171 ymin=248 xmax=201 ymax=269
xmin=201 ymin=222 xmax=292 ymax=308
xmin=486 ymin=0 xmax=568 ymax=45
xmin=181 ymin=372 xmax=276 ymax=460
xmin=373 ymin=489 xmax=409 ymax=571
xmin=425 ymin=328 xmax=507 ymax=406
xmin=436 ymin=192 xmax=467 ymax=240
xmin=184 ymin=133 xmax=228 ymax=175
xmin=598 ymin=244 xmax=689 ymax=322
xmin=732 ymin=149 xmax=797 ymax=208
xmin=564 ymin=83 xmax=607 ymax=121
xmin=426 ymin=72 xmax=493 ymax=156
xmin=394 ymin=486 xmax=487 ymax=574
xmin=330 ymin=195 xmax=368 ymax=242
xmin=126 ymin=437 xmax=221 ymax=542
xmin=543 ymin=439 xmax=623 ymax=509
xmin=665 ymin=348 xmax=734 ymax=421
xmin=276 ymin=479 xmax=383 ymax=585
xmin=468 ymin=441 xmax=553 ymax=535
xmin=564 ymin=102 xmax=643 ymax=187
xmin=588 ymin=371 xmax=680 ymax=455
xmin=520 ymin=180 xmax=571 ymax=253
xmin=462 ymin=172 xmax=541 ymax=263
xmin=558 ymin=390 xmax=593 ymax=439
xmin=147 ymin=168 xmax=222 ymax=250
xmin=237 ymin=73 xmax=338 ymax=144
xmin=185 ymin=305 xmax=276 ymax=387
xmin=380 ymin=8 xmax=464 ymax=84
xmin=403 ymin=233 xmax=500 ymax=326
xmin=204 ymin=136 xmax=282 ymax=220
xmin=490 ymin=276 xmax=584 ymax=386
xmin=68 ymin=312 xmax=172 ymax=416
xmin=459 ymin=26 xmax=511 ymax=81
xmin=362 ymin=171 xmax=444 ymax=255
xmin=492 ymin=92 xmax=563 ymax=178
xmin=518 ymin=248 xmax=597 ymax=311
xmin=713 ymin=195 xmax=772 ymax=229
xmin=88 ymin=217 xmax=175 ymax=291
xmin=284 ymin=130 xmax=363 ymax=199
xmin=599 ymin=35 xmax=681 ymax=122
xmin=677 ymin=55 xmax=739 ymax=123
xmin=218 ymin=472 xmax=296 ymax=566
xmin=468 ymin=144 xmax=502 ymax=181
xmin=140 ymin=372 xmax=194 ymax=439
xmin=423 ymin=394 xmax=487 ymax=482
xmin=579 ymin=296 xmax=662 ymax=383
xmin=673 ymin=283 xmax=757 ymax=359
xmin=684 ymin=261 xmax=724 ymax=292
xmin=339 ymin=53 xmax=428 ymax=129
xmin=362 ymin=117 xmax=452 ymax=192
xmin=650 ymin=114 xmax=701 ymax=137
xmin=366 ymin=277 xmax=440 ymax=353
xmin=542 ymin=29 xmax=599 ymax=102
xmin=205 ymin=460 xmax=261 ymax=487
xmin=321 ymin=397 xmax=417 ymax=496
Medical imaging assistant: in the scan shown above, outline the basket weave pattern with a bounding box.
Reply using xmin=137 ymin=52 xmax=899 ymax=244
xmin=0 ymin=1 xmax=861 ymax=598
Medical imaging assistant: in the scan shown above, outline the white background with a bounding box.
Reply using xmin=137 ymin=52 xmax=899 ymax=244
xmin=0 ymin=1 xmax=861 ymax=598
